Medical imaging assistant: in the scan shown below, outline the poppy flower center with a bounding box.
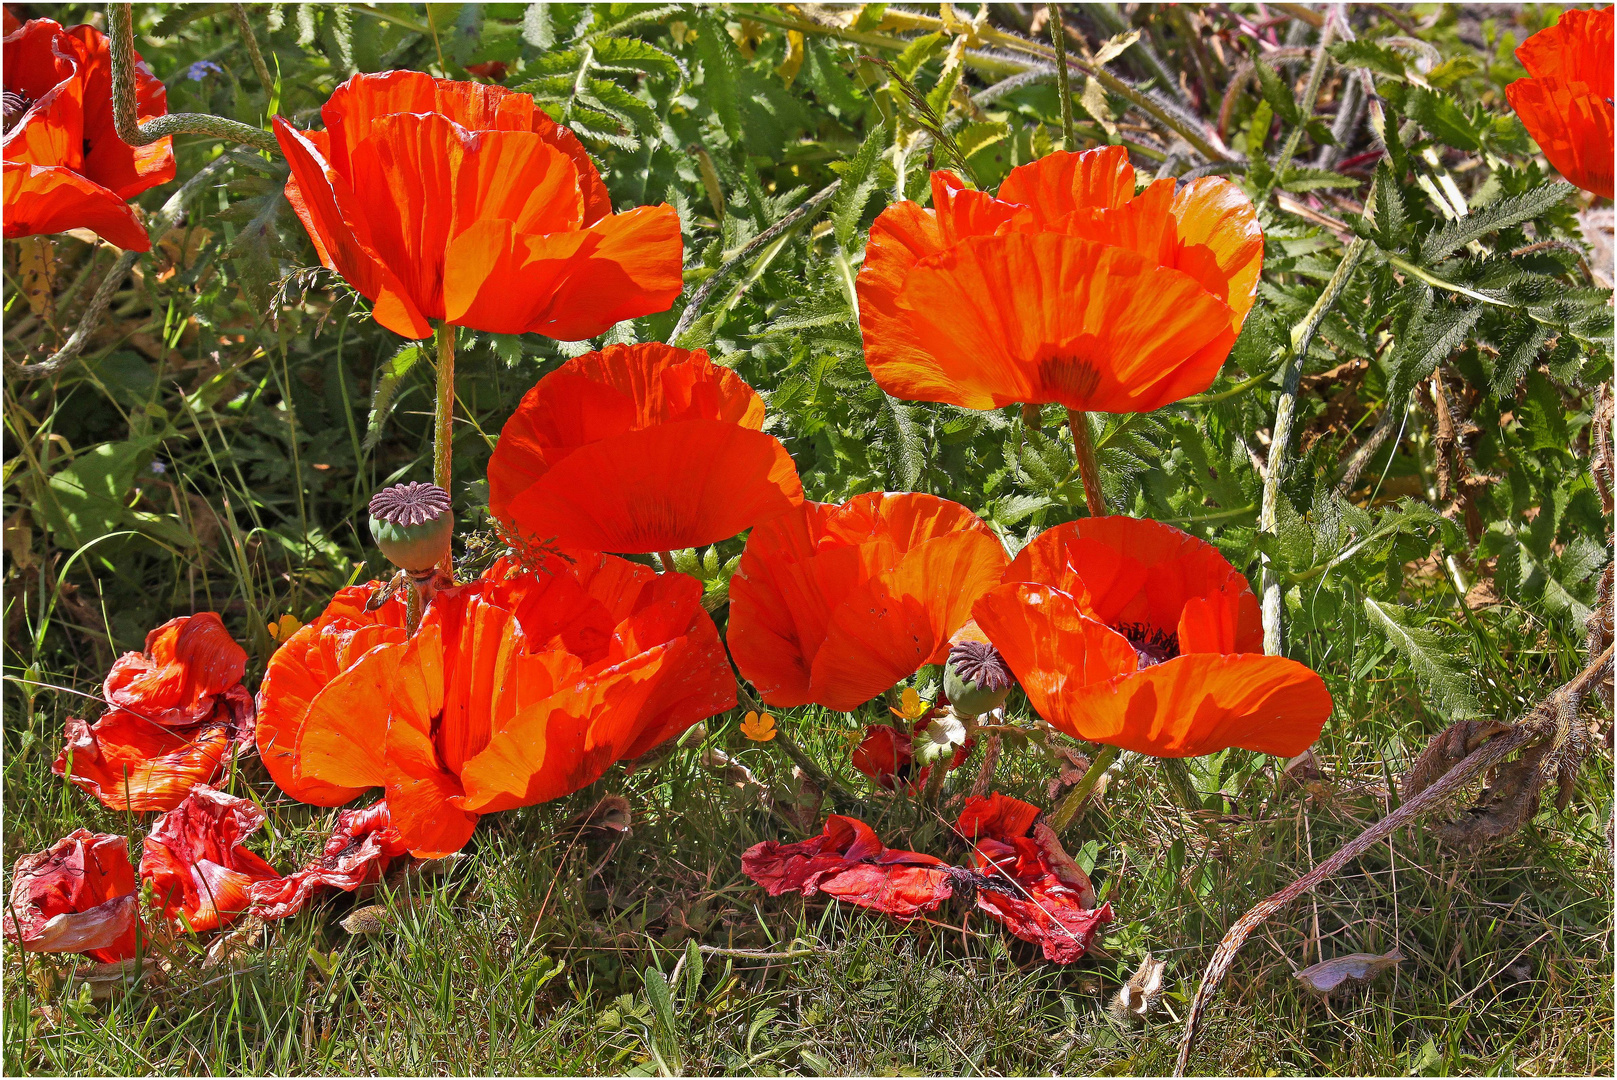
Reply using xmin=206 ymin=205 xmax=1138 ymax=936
xmin=369 ymin=481 xmax=451 ymax=526
xmin=947 ymin=640 xmax=1012 ymax=691
xmin=2 ymin=91 xmax=32 ymax=133
xmin=1116 ymin=623 xmax=1180 ymax=669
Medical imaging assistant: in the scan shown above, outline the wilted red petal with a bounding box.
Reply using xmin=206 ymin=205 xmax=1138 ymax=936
xmin=249 ymin=802 xmax=408 ymax=920
xmin=957 ymin=791 xmax=1042 ymax=844
xmin=53 ymin=711 xmax=230 ymax=812
xmin=2 ymin=17 xmax=174 ymax=248
xmin=3 ymin=829 xmax=142 ymax=963
xmin=489 ymin=343 xmax=801 ymax=553
xmin=1506 ymin=7 xmax=1613 ymax=199
xmin=274 ymin=71 xmax=678 ymax=340
xmin=741 ymin=815 xmax=955 ymax=920
xmin=728 ymin=493 xmax=1007 ymax=709
xmin=103 ymin=612 xmax=248 ymax=727
xmin=851 ymin=721 xmax=973 ymax=792
xmin=858 ymin=145 xmax=1260 ymax=414
xmin=140 ymin=787 xmax=281 ymax=934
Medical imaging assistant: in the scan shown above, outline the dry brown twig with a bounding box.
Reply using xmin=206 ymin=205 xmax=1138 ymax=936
xmin=1173 ymin=643 xmax=1614 ymax=1075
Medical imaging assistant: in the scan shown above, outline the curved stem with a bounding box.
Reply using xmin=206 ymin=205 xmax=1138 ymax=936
xmin=229 ymin=4 xmax=275 ymax=93
xmin=1048 ymin=743 xmax=1119 ymax=833
xmin=1046 ymin=2 xmax=1077 ymax=153
xmin=1066 ymin=408 xmax=1107 ymax=517
xmin=109 ymin=4 xmax=280 ymax=154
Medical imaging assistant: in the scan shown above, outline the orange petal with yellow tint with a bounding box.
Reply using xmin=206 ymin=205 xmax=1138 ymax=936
xmin=54 ymin=712 xmax=229 ymax=812
xmin=293 ymin=642 xmax=401 ymax=790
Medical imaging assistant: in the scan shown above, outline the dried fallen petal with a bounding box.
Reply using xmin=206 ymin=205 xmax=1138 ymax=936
xmin=3 ymin=829 xmax=142 ymax=963
xmin=1294 ymin=948 xmax=1404 ymax=996
xmin=53 ymin=712 xmax=231 ymax=812
xmin=741 ymin=815 xmax=955 ymax=920
xmin=249 ymin=802 xmax=407 ymax=921
xmin=141 ymin=787 xmax=281 ymax=933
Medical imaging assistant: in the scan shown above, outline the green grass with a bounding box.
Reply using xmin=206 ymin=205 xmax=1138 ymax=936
xmin=4 ymin=676 xmax=1611 ymax=1075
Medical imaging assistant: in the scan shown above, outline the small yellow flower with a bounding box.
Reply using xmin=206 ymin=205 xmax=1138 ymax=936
xmin=888 ymin=686 xmax=931 ymax=722
xmin=739 ymin=710 xmax=777 ymax=742
xmin=267 ymin=613 xmax=303 ymax=643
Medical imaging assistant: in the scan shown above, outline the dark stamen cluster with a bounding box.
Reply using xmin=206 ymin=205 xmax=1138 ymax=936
xmin=369 ymin=482 xmax=450 ymax=527
xmin=3 ymin=90 xmax=33 ymax=133
xmin=1117 ymin=623 xmax=1180 ymax=670
xmin=948 ymin=639 xmax=1012 ymax=691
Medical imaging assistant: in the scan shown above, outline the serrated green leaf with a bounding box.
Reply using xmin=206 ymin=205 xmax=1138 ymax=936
xmin=1362 ymin=598 xmax=1484 ymax=720
xmin=1253 ymin=57 xmax=1299 ymax=126
xmin=364 ymin=344 xmax=423 ymax=452
xmin=830 ymin=121 xmax=886 ymax=250
xmin=1422 ymin=181 xmax=1574 ymax=263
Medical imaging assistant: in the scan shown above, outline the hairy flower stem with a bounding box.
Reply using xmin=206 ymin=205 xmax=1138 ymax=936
xmin=920 ymin=752 xmax=949 ymax=805
xmin=1046 ymin=2 xmax=1077 ymax=153
xmin=1049 ymin=743 xmax=1119 ymax=833
xmin=108 ymin=3 xmax=280 ymax=154
xmin=404 ymin=573 xmax=424 ymax=637
xmin=432 ymin=323 xmax=456 ymax=577
xmin=659 ymin=551 xmax=677 ymax=574
xmin=1067 ymin=409 xmax=1108 ymax=517
xmin=229 ymin=4 xmax=275 ymax=92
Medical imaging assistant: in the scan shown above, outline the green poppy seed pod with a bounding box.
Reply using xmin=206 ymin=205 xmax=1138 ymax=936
xmin=943 ymin=638 xmax=1013 ymax=718
xmin=369 ymin=482 xmax=453 ymax=572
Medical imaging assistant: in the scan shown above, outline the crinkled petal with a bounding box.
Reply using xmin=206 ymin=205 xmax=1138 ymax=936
xmin=54 ymin=711 xmax=230 ymax=812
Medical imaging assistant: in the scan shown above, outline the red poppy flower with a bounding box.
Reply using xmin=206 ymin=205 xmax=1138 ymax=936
xmin=727 ymin=492 xmax=1010 ymax=710
xmin=857 ymin=146 xmax=1262 ymax=414
xmin=272 ymin=70 xmax=683 ymax=340
xmin=488 ymin=343 xmax=803 ymax=554
xmin=972 ymin=516 xmax=1332 ymax=758
xmin=104 ymin=612 xmax=249 ymax=727
xmin=740 ymin=814 xmax=958 ymax=920
xmin=140 ymin=786 xmax=281 ymax=934
xmin=54 ymin=710 xmax=232 ymax=812
xmin=957 ymin=793 xmax=1113 ymax=963
xmin=249 ymin=802 xmax=409 ymax=920
xmin=465 ymin=60 xmax=509 ymax=82
xmin=850 ymin=722 xmax=974 ymax=791
xmin=3 ymin=830 xmax=142 ymax=963
xmin=255 ymin=584 xmax=411 ymax=807
xmin=1506 ymin=6 xmax=1614 ymax=199
xmin=3 ymin=18 xmax=175 ymax=251
xmin=277 ymin=554 xmax=736 ymax=855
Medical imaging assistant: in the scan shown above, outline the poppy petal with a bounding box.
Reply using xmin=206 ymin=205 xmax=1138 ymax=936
xmin=140 ymin=787 xmax=281 ymax=934
xmin=502 ymin=420 xmax=802 ymax=553
xmin=1 ymin=160 xmax=150 ymax=249
xmin=103 ymin=612 xmax=248 ymax=726
xmin=741 ymin=815 xmax=955 ymax=920
xmin=4 ymin=830 xmax=142 ymax=963
xmin=996 ymin=143 xmax=1136 ymax=221
xmin=249 ymin=802 xmax=408 ymax=920
xmin=54 ymin=711 xmax=230 ymax=812
xmin=522 ymin=204 xmax=685 ymax=342
xmin=1507 ymin=76 xmax=1615 ymax=199
xmin=872 ymin=232 xmax=1234 ymax=412
xmin=1060 ymin=652 xmax=1333 ymax=758
xmin=292 ymin=641 xmax=400 ymax=790
xmin=1168 ymin=177 xmax=1265 ymax=328
xmin=972 ymin=580 xmax=1138 ymax=705
xmin=807 ymin=529 xmax=1009 ymax=710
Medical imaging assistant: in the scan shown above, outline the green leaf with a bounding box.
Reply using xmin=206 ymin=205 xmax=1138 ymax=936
xmin=1362 ymin=598 xmax=1485 ymax=720
xmin=1387 ymin=300 xmax=1484 ymax=402
xmin=880 ymin=393 xmax=925 ymax=490
xmin=42 ymin=437 xmax=159 ymax=548
xmin=591 ymin=35 xmax=682 ymax=80
xmin=1253 ymin=57 xmax=1299 ymax=126
xmin=1279 ymin=166 xmax=1360 ymax=192
xmin=364 ymin=344 xmax=423 ymax=452
xmin=1402 ymin=86 xmax=1483 ymax=152
xmin=693 ymin=14 xmax=743 ymax=140
xmin=830 ymin=121 xmax=886 ymax=250
xmin=521 ymin=2 xmax=553 ymax=49
xmin=893 ymin=31 xmax=944 ymax=81
xmin=1328 ymin=40 xmax=1408 ymax=80
xmin=1421 ymin=181 xmax=1574 ymax=263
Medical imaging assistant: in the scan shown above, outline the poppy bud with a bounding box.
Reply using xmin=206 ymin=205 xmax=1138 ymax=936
xmin=368 ymin=482 xmax=453 ymax=572
xmin=943 ymin=638 xmax=1013 ymax=718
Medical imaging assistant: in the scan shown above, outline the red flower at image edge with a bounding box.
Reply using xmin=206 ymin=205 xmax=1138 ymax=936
xmin=3 ymin=17 xmax=175 ymax=250
xmin=249 ymin=801 xmax=410 ymax=920
xmin=140 ymin=786 xmax=281 ymax=934
xmin=727 ymin=492 xmax=1009 ymax=710
xmin=857 ymin=145 xmax=1262 ymax=413
xmin=1506 ymin=6 xmax=1614 ymax=199
xmin=487 ymin=343 xmax=803 ymax=554
xmin=972 ymin=516 xmax=1332 ymax=758
xmin=273 ymin=70 xmax=682 ymax=340
xmin=3 ymin=830 xmax=142 ymax=962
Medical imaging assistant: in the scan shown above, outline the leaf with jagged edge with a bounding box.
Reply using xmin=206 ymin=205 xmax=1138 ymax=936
xmin=1363 ymin=597 xmax=1486 ymax=721
xmin=1422 ymin=181 xmax=1575 ymax=263
xmin=830 ymin=121 xmax=887 ymax=251
xmin=364 ymin=344 xmax=423 ymax=452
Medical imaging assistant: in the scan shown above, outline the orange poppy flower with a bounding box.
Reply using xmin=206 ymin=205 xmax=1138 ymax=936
xmin=255 ymin=584 xmax=411 ymax=807
xmin=727 ymin=492 xmax=1009 ymax=710
xmin=957 ymin=792 xmax=1113 ymax=963
xmin=104 ymin=612 xmax=249 ymax=728
xmin=488 ymin=343 xmax=803 ymax=554
xmin=857 ymin=146 xmax=1262 ymax=414
xmin=1506 ymin=6 xmax=1613 ymax=199
xmin=140 ymin=786 xmax=281 ymax=934
xmin=741 ymin=814 xmax=959 ymax=920
xmin=3 ymin=829 xmax=143 ymax=962
xmin=272 ymin=70 xmax=683 ymax=340
xmin=249 ymin=802 xmax=409 ymax=920
xmin=972 ymin=517 xmax=1332 ymax=758
xmin=3 ymin=17 xmax=175 ymax=251
xmin=272 ymin=554 xmax=736 ymax=855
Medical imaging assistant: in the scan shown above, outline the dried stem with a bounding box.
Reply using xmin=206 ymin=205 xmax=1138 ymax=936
xmin=1334 ymin=396 xmax=1407 ymax=495
xmin=1173 ymin=645 xmax=1614 ymax=1075
xmin=8 ymin=156 xmax=234 ymax=378
xmin=1067 ymin=408 xmax=1108 ymax=517
xmin=108 ymin=4 xmax=280 ymax=154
